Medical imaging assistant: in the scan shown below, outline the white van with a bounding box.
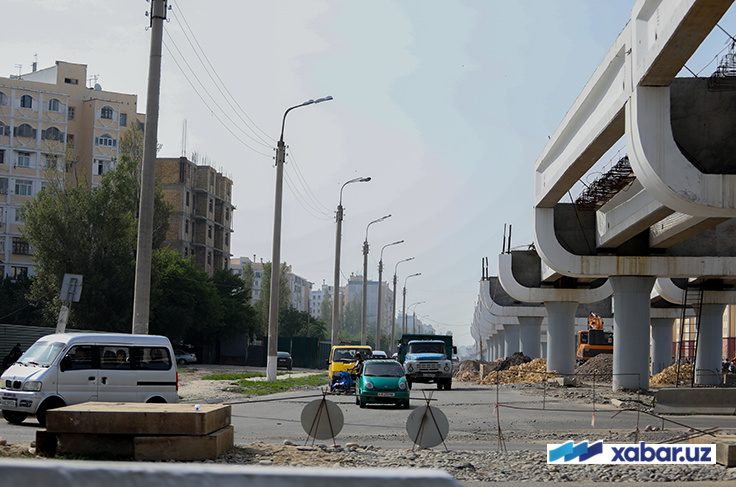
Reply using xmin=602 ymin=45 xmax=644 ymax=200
xmin=1 ymin=333 xmax=179 ymax=426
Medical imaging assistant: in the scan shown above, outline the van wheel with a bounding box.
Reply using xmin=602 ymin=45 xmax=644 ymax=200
xmin=146 ymin=396 xmax=166 ymax=403
xmin=2 ymin=410 xmax=28 ymax=425
xmin=36 ymin=398 xmax=65 ymax=428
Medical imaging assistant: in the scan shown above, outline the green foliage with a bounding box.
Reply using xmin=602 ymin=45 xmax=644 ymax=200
xmin=0 ymin=276 xmax=44 ymax=325
xmin=319 ymin=294 xmax=332 ymax=324
xmin=211 ymin=269 xmax=258 ymax=340
xmin=229 ymin=373 xmax=328 ymax=395
xmin=279 ymin=307 xmax=328 ymax=340
xmin=341 ymin=296 xmax=362 ymax=336
xmin=253 ymin=261 xmax=291 ymax=336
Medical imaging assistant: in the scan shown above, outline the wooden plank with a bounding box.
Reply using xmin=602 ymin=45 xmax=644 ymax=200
xmin=690 ymin=435 xmax=736 ymax=467
xmin=45 ymin=402 xmax=231 ymax=436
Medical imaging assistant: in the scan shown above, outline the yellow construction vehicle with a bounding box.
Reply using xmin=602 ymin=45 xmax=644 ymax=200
xmin=576 ymin=313 xmax=613 ymax=361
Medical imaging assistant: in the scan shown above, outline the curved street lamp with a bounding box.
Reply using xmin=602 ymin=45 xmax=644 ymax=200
xmin=408 ymin=301 xmax=426 ymax=334
xmin=375 ymin=239 xmax=403 ymax=350
xmin=267 ymin=95 xmax=332 ymax=382
xmin=402 ymin=272 xmax=421 ymax=335
xmin=332 ymin=176 xmax=371 ymax=346
xmin=361 ymin=214 xmax=391 ymax=345
xmin=391 ymin=257 xmax=414 ymax=352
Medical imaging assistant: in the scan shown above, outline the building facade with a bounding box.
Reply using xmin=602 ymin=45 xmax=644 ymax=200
xmin=0 ymin=61 xmax=143 ymax=278
xmin=230 ymin=256 xmax=313 ymax=312
xmin=157 ymin=156 xmax=233 ymax=276
xmin=345 ymin=274 xmax=395 ymax=339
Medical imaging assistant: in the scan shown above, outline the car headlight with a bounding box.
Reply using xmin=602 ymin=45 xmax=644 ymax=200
xmin=23 ymin=381 xmax=42 ymax=391
xmin=365 ymin=381 xmax=374 ymax=390
xmin=398 ymin=382 xmax=407 ymax=390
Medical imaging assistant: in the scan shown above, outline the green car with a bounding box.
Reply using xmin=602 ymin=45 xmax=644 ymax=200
xmin=356 ymin=359 xmax=410 ymax=409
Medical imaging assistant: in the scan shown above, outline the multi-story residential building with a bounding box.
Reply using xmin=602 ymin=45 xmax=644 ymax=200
xmin=310 ymin=281 xmax=338 ymax=320
xmin=345 ymin=274 xmax=395 ymax=337
xmin=0 ymin=61 xmax=143 ymax=278
xmin=230 ymin=256 xmax=312 ymax=311
xmin=157 ymin=156 xmax=234 ymax=276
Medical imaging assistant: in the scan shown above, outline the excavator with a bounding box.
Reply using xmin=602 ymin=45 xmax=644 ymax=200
xmin=576 ymin=312 xmax=613 ymax=362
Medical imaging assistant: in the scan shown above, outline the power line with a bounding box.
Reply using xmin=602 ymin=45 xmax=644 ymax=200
xmin=286 ymin=145 xmax=332 ymax=215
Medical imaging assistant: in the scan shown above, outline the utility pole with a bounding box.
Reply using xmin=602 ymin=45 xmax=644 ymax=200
xmin=132 ymin=0 xmax=167 ymax=334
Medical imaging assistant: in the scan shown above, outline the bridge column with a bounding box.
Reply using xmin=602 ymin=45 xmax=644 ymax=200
xmin=694 ymin=303 xmax=726 ymax=385
xmin=496 ymin=329 xmax=506 ymax=359
xmin=504 ymin=323 xmax=520 ymax=356
xmin=650 ymin=317 xmax=675 ymax=375
xmin=543 ymin=301 xmax=578 ymax=376
xmin=518 ymin=316 xmax=543 ymax=359
xmin=610 ymin=276 xmax=656 ymax=391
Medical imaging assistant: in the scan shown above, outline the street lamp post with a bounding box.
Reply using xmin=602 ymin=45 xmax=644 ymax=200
xmin=408 ymin=301 xmax=425 ymax=333
xmin=332 ymin=177 xmax=371 ymax=346
xmin=402 ymin=273 xmax=421 ymax=335
xmin=362 ymin=214 xmax=391 ymax=345
xmin=376 ymin=240 xmax=403 ymax=351
xmin=391 ymin=257 xmax=414 ymax=353
xmin=267 ymin=95 xmax=332 ymax=382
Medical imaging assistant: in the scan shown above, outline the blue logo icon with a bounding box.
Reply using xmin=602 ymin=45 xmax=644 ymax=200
xmin=548 ymin=441 xmax=603 ymax=462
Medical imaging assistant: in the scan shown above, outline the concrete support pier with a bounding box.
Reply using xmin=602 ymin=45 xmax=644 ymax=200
xmin=518 ymin=316 xmax=543 ymax=359
xmin=610 ymin=276 xmax=656 ymax=391
xmin=496 ymin=329 xmax=506 ymax=359
xmin=543 ymin=301 xmax=578 ymax=376
xmin=695 ymin=303 xmax=726 ymax=385
xmin=504 ymin=323 xmax=520 ymax=356
xmin=650 ymin=317 xmax=675 ymax=375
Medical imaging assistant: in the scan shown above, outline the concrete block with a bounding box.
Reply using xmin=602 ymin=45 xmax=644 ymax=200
xmin=548 ymin=376 xmax=577 ymax=387
xmin=34 ymin=430 xmax=57 ymax=457
xmin=134 ymin=425 xmax=234 ymax=461
xmin=653 ymin=388 xmax=736 ymax=415
xmin=46 ymin=402 xmax=231 ymax=435
xmin=56 ymin=433 xmax=135 ymax=459
xmin=689 ymin=435 xmax=736 ymax=467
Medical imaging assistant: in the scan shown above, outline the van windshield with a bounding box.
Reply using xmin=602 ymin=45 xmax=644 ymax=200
xmin=17 ymin=341 xmax=65 ymax=367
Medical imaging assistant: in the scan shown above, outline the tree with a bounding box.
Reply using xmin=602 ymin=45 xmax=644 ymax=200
xmin=20 ymin=134 xmax=170 ymax=330
xmin=253 ymin=262 xmax=291 ymax=337
xmin=320 ymin=294 xmax=332 ymax=324
xmin=211 ymin=269 xmax=258 ymax=340
xmin=0 ymin=276 xmax=44 ymax=325
xmin=340 ymin=296 xmax=362 ymax=340
xmin=279 ymin=307 xmax=328 ymax=341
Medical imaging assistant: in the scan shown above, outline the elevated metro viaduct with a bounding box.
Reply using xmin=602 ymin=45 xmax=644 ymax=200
xmin=507 ymin=0 xmax=736 ymax=391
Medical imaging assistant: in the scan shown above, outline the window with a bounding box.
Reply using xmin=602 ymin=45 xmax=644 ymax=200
xmin=185 ymin=191 xmax=190 ymax=206
xmin=207 ymin=252 xmax=212 ymax=265
xmin=94 ymin=159 xmax=104 ymax=175
xmin=209 ymin=198 xmax=213 ymax=213
xmin=12 ymin=237 xmax=30 ymax=255
xmin=65 ymin=345 xmax=93 ymax=370
xmin=0 ymin=91 xmax=5 ymax=106
xmin=15 ymin=179 xmax=32 ymax=196
xmin=43 ymin=155 xmax=58 ymax=169
xmin=0 ymin=177 xmax=8 ymax=193
xmin=48 ymin=98 xmax=60 ymax=112
xmin=120 ymin=113 xmax=127 ymax=126
xmin=136 ymin=347 xmax=172 ymax=370
xmin=14 ymin=123 xmax=35 ymax=138
xmin=101 ymin=346 xmax=131 ymax=370
xmin=68 ymin=106 xmax=75 ymax=120
xmin=0 ymin=150 xmax=4 ymax=165
xmin=185 ymin=220 xmax=189 ymax=234
xmin=95 ymin=134 xmax=116 ymax=147
xmin=64 ymin=77 xmax=78 ymax=85
xmin=208 ymin=225 xmax=212 ymax=239
xmin=0 ymin=122 xmax=8 ymax=137
xmin=66 ymin=134 xmax=74 ymax=148
xmin=225 ymin=207 xmax=229 ymax=221
xmin=16 ymin=152 xmax=30 ymax=167
xmin=14 ymin=208 xmax=22 ymax=223
xmin=225 ymin=233 xmax=229 ymax=245
xmin=100 ymin=106 xmax=113 ymax=119
xmin=10 ymin=266 xmax=28 ymax=279
xmin=20 ymin=94 xmax=32 ymax=109
xmin=43 ymin=127 xmax=62 ymax=141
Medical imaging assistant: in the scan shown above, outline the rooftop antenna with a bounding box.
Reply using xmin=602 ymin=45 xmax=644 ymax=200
xmin=87 ymin=74 xmax=99 ymax=89
xmin=14 ymin=64 xmax=22 ymax=78
xmin=181 ymin=119 xmax=187 ymax=157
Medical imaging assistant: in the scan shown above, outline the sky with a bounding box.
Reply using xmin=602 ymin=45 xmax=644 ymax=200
xmin=3 ymin=1 xmax=735 ymax=349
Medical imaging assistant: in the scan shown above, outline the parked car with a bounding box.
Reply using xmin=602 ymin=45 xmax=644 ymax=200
xmin=277 ymin=351 xmax=293 ymax=370
xmin=355 ymin=359 xmax=410 ymax=409
xmin=371 ymin=350 xmax=388 ymax=359
xmin=175 ymin=349 xmax=197 ymax=365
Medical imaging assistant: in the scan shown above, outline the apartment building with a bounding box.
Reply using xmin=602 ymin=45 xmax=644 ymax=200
xmin=157 ymin=156 xmax=234 ymax=276
xmin=345 ymin=274 xmax=395 ymax=334
xmin=230 ymin=256 xmax=312 ymax=311
xmin=0 ymin=61 xmax=143 ymax=278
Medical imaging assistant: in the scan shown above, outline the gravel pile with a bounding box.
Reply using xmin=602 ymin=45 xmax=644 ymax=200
xmin=209 ymin=440 xmax=736 ymax=483
xmin=575 ymin=354 xmax=614 ymax=382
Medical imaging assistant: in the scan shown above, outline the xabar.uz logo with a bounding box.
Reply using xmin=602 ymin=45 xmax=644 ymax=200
xmin=548 ymin=441 xmax=715 ymax=465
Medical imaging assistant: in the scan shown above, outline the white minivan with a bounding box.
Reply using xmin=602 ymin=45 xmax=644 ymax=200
xmin=1 ymin=333 xmax=179 ymax=426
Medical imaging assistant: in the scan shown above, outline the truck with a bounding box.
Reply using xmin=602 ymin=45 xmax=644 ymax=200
xmin=576 ymin=313 xmax=613 ymax=362
xmin=396 ymin=334 xmax=457 ymax=390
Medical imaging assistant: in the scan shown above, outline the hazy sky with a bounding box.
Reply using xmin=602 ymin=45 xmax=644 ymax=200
xmin=3 ymin=1 xmax=734 ymax=347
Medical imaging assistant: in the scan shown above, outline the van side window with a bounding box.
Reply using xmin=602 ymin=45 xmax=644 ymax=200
xmin=136 ymin=347 xmax=171 ymax=370
xmin=67 ymin=345 xmax=93 ymax=370
xmin=101 ymin=346 xmax=131 ymax=370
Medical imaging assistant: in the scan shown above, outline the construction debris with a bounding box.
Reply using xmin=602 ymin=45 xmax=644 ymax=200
xmin=478 ymin=358 xmax=560 ymax=385
xmin=575 ymin=354 xmax=613 ymax=382
xmin=650 ymin=363 xmax=694 ymax=387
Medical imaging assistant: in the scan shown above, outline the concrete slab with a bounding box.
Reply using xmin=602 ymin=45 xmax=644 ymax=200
xmin=45 ymin=402 xmax=230 ymax=435
xmin=653 ymin=388 xmax=736 ymax=415
xmin=134 ymin=425 xmax=234 ymax=461
xmin=689 ymin=434 xmax=736 ymax=467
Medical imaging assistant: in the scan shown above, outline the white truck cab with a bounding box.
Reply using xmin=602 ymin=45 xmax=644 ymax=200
xmin=1 ymin=333 xmax=179 ymax=426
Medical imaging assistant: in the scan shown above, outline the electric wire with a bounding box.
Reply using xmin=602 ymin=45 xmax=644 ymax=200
xmin=169 ymin=5 xmax=274 ymax=147
xmin=163 ymin=31 xmax=274 ymax=158
xmin=283 ymin=168 xmax=333 ymax=221
xmin=286 ymin=145 xmax=333 ymax=216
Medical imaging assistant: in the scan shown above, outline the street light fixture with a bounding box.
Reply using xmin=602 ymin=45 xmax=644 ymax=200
xmin=267 ymin=95 xmax=332 ymax=382
xmin=362 ymin=214 xmax=391 ymax=345
xmin=375 ymin=240 xmax=403 ymax=351
xmin=408 ymin=301 xmax=426 ymax=334
xmin=402 ymin=273 xmax=421 ymax=335
xmin=332 ymin=176 xmax=371 ymax=346
xmin=391 ymin=257 xmax=414 ymax=352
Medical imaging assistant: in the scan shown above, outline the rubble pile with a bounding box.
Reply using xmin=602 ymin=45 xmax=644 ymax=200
xmin=479 ymin=358 xmax=560 ymax=385
xmin=493 ymin=352 xmax=532 ymax=371
xmin=650 ymin=363 xmax=694 ymax=386
xmin=575 ymin=354 xmax=614 ymax=382
xmin=453 ymin=359 xmax=493 ymax=379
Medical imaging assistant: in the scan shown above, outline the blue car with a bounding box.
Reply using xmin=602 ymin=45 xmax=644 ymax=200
xmin=356 ymin=359 xmax=410 ymax=409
